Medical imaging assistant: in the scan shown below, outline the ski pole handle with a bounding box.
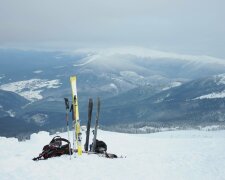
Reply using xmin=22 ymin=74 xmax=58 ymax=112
xmin=64 ymin=98 xmax=70 ymax=110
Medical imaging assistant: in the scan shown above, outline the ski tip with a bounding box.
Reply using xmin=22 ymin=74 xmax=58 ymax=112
xmin=70 ymin=76 xmax=77 ymax=81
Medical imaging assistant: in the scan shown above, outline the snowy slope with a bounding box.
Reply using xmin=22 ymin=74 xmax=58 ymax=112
xmin=0 ymin=79 xmax=61 ymax=102
xmin=0 ymin=130 xmax=225 ymax=180
xmin=194 ymin=74 xmax=225 ymax=100
xmin=71 ymin=47 xmax=225 ymax=64
xmin=194 ymin=91 xmax=225 ymax=100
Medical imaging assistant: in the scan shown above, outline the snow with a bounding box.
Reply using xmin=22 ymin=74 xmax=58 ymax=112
xmin=215 ymin=74 xmax=225 ymax=85
xmin=0 ymin=79 xmax=62 ymax=102
xmin=120 ymin=71 xmax=144 ymax=80
xmin=154 ymin=93 xmax=170 ymax=103
xmin=20 ymin=90 xmax=43 ymax=101
xmin=194 ymin=90 xmax=225 ymax=100
xmin=198 ymin=125 xmax=221 ymax=131
xmin=73 ymin=57 xmax=96 ymax=67
xmin=138 ymin=126 xmax=180 ymax=133
xmin=99 ymin=83 xmax=119 ymax=94
xmin=71 ymin=47 xmax=225 ymax=65
xmin=6 ymin=109 xmax=16 ymax=117
xmin=33 ymin=70 xmax=43 ymax=74
xmin=27 ymin=113 xmax=48 ymax=126
xmin=0 ymin=130 xmax=225 ymax=180
xmin=193 ymin=73 xmax=225 ymax=100
xmin=162 ymin=81 xmax=182 ymax=91
xmin=111 ymin=77 xmax=136 ymax=92
xmin=0 ymin=74 xmax=5 ymax=80
xmin=119 ymin=71 xmax=149 ymax=86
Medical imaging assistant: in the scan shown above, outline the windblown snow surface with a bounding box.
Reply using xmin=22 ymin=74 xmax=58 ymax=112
xmin=0 ymin=130 xmax=225 ymax=180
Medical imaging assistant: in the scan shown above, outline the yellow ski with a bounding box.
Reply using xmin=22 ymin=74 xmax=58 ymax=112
xmin=70 ymin=76 xmax=82 ymax=156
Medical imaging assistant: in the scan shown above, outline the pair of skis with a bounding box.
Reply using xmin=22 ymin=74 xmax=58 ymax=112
xmin=85 ymin=97 xmax=101 ymax=152
xmin=63 ymin=76 xmax=82 ymax=157
xmin=70 ymin=76 xmax=82 ymax=156
xmin=64 ymin=75 xmax=101 ymax=157
xmin=84 ymin=99 xmax=122 ymax=159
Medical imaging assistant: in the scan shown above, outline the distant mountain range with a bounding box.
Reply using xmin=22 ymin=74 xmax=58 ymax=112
xmin=1 ymin=48 xmax=225 ymax=138
xmin=0 ymin=89 xmax=28 ymax=118
xmin=101 ymin=74 xmax=225 ymax=128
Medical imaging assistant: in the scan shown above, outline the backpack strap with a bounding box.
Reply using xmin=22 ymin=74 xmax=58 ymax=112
xmin=33 ymin=148 xmax=51 ymax=161
xmin=49 ymin=136 xmax=71 ymax=149
xmin=50 ymin=136 xmax=70 ymax=145
xmin=33 ymin=137 xmax=72 ymax=161
xmin=59 ymin=137 xmax=70 ymax=144
xmin=50 ymin=136 xmax=61 ymax=143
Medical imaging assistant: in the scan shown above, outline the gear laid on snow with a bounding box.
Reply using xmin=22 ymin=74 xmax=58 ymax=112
xmin=88 ymin=138 xmax=119 ymax=158
xmin=32 ymin=136 xmax=73 ymax=161
xmin=84 ymin=97 xmax=119 ymax=159
xmin=90 ymin=139 xmax=107 ymax=153
xmin=32 ymin=76 xmax=123 ymax=161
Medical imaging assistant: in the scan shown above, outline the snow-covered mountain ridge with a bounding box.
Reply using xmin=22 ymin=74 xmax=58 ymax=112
xmin=100 ymin=73 xmax=225 ymax=129
xmin=1 ymin=48 xmax=225 ymax=137
xmin=193 ymin=74 xmax=225 ymax=100
xmin=70 ymin=47 xmax=225 ymax=65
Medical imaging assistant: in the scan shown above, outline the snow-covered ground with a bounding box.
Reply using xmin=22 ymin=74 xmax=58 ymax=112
xmin=194 ymin=91 xmax=225 ymax=100
xmin=5 ymin=109 xmax=16 ymax=117
xmin=33 ymin=70 xmax=43 ymax=74
xmin=0 ymin=79 xmax=61 ymax=101
xmin=0 ymin=130 xmax=225 ymax=180
xmin=162 ymin=81 xmax=182 ymax=91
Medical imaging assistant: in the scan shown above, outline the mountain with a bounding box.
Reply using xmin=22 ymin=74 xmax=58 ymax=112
xmin=1 ymin=48 xmax=225 ymax=137
xmin=100 ymin=74 xmax=225 ymax=131
xmin=0 ymin=89 xmax=29 ymax=118
xmin=1 ymin=47 xmax=225 ymax=99
xmin=0 ymin=89 xmax=38 ymax=137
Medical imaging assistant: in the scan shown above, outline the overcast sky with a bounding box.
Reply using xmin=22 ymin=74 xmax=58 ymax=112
xmin=0 ymin=0 xmax=224 ymax=57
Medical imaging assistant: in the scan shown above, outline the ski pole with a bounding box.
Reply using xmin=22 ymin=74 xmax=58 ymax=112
xmin=85 ymin=98 xmax=93 ymax=151
xmin=91 ymin=97 xmax=100 ymax=152
xmin=64 ymin=98 xmax=72 ymax=160
xmin=70 ymin=103 xmax=76 ymax=157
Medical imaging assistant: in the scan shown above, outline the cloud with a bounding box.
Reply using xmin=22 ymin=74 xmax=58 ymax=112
xmin=71 ymin=47 xmax=225 ymax=64
xmin=0 ymin=0 xmax=225 ymax=57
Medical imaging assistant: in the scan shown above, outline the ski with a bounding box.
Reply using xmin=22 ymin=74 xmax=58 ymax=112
xmin=82 ymin=151 xmax=125 ymax=159
xmin=70 ymin=76 xmax=82 ymax=156
xmin=91 ymin=97 xmax=100 ymax=152
xmin=64 ymin=98 xmax=72 ymax=159
xmin=84 ymin=98 xmax=93 ymax=152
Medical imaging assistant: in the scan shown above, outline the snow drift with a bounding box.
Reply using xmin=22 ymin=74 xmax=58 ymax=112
xmin=0 ymin=130 xmax=225 ymax=180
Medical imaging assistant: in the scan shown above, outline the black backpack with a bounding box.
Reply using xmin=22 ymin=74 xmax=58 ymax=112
xmin=90 ymin=140 xmax=118 ymax=158
xmin=33 ymin=136 xmax=73 ymax=161
xmin=91 ymin=139 xmax=107 ymax=153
